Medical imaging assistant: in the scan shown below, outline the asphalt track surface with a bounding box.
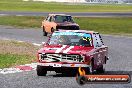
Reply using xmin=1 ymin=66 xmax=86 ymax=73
xmin=0 ymin=25 xmax=132 ymax=88
xmin=0 ymin=11 xmax=132 ymax=17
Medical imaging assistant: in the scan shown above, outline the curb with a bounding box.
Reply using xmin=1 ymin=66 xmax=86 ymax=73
xmin=0 ymin=63 xmax=37 ymax=74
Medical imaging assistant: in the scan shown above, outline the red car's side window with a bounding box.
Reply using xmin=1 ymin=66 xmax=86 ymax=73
xmin=93 ymin=33 xmax=103 ymax=47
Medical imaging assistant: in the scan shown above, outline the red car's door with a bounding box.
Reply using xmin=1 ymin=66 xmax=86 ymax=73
xmin=92 ymin=33 xmax=105 ymax=67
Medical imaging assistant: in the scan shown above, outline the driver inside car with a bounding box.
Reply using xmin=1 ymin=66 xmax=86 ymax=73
xmin=58 ymin=35 xmax=70 ymax=45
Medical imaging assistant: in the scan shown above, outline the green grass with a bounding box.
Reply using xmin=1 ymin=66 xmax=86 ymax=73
xmin=0 ymin=15 xmax=132 ymax=35
xmin=74 ymin=17 xmax=132 ymax=35
xmin=0 ymin=16 xmax=42 ymax=28
xmin=0 ymin=0 xmax=132 ymax=12
xmin=0 ymin=54 xmax=33 ymax=68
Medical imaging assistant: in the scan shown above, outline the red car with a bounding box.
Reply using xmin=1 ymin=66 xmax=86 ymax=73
xmin=36 ymin=30 xmax=109 ymax=76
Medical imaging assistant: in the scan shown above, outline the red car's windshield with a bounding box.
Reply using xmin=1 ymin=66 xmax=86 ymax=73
xmin=48 ymin=32 xmax=93 ymax=46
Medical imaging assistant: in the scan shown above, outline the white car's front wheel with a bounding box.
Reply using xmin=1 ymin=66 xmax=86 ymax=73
xmin=43 ymin=26 xmax=47 ymax=36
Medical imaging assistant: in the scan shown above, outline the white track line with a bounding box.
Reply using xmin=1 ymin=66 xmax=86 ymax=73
xmin=32 ymin=43 xmax=42 ymax=46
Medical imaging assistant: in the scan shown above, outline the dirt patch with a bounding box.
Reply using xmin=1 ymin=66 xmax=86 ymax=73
xmin=0 ymin=40 xmax=40 ymax=56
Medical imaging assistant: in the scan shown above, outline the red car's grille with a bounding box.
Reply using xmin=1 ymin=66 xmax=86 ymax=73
xmin=39 ymin=53 xmax=84 ymax=62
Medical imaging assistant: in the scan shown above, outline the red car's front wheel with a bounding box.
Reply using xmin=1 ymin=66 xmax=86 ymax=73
xmin=37 ymin=65 xmax=47 ymax=76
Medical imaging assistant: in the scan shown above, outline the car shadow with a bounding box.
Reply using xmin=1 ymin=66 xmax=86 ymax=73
xmin=104 ymin=71 xmax=132 ymax=75
xmin=48 ymin=73 xmax=77 ymax=77
xmin=47 ymin=71 xmax=132 ymax=77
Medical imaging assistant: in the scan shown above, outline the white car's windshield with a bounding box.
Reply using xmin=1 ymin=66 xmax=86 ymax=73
xmin=48 ymin=32 xmax=92 ymax=46
xmin=54 ymin=15 xmax=74 ymax=23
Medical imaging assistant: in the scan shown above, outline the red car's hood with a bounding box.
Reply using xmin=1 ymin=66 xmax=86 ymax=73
xmin=38 ymin=45 xmax=93 ymax=55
